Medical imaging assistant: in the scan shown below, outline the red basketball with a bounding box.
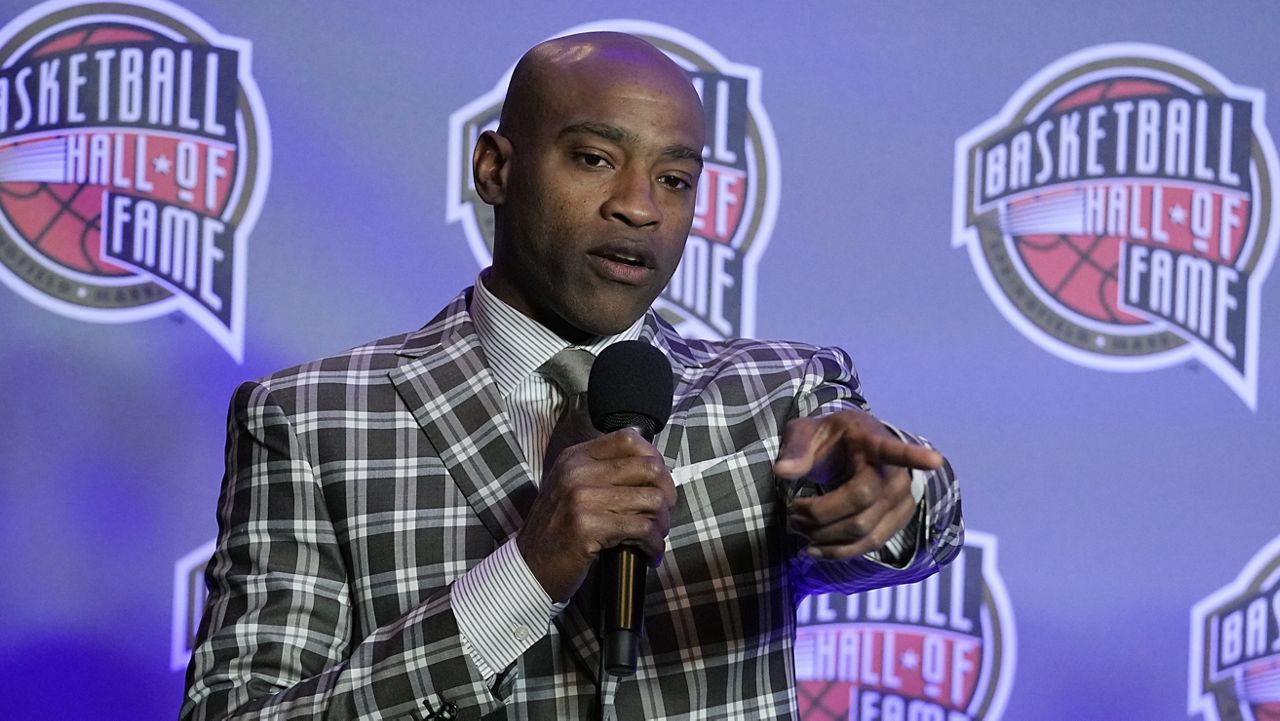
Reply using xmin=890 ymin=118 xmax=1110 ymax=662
xmin=1007 ymin=77 xmax=1177 ymax=326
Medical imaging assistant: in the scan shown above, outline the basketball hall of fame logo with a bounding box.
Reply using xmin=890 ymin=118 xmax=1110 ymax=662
xmin=1190 ymin=533 xmax=1280 ymax=721
xmin=953 ymin=44 xmax=1278 ymax=409
xmin=448 ymin=19 xmax=779 ymax=340
xmin=0 ymin=0 xmax=270 ymax=361
xmin=794 ymin=531 xmax=1016 ymax=720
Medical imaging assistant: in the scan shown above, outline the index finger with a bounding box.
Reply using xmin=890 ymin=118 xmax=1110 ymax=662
xmin=582 ymin=428 xmax=665 ymax=462
xmin=861 ymin=433 xmax=944 ymax=471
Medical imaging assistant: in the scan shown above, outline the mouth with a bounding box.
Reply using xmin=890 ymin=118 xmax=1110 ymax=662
xmin=588 ymin=243 xmax=657 ymax=285
xmin=599 ymin=250 xmax=648 ymax=267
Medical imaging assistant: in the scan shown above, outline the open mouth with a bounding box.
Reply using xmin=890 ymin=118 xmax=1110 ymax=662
xmin=602 ymin=251 xmax=647 ymax=267
xmin=592 ymin=242 xmax=654 ymax=270
xmin=589 ymin=246 xmax=655 ymax=285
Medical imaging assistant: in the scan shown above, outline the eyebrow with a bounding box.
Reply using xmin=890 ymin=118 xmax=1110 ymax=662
xmin=560 ymin=122 xmax=704 ymax=168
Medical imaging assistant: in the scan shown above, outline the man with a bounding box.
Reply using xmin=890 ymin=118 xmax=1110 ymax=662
xmin=182 ymin=32 xmax=962 ymax=720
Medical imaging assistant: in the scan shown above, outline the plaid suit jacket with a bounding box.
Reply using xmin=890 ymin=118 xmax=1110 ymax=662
xmin=182 ymin=289 xmax=963 ymax=720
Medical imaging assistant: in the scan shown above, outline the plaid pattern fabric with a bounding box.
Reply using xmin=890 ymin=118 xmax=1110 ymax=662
xmin=181 ymin=288 xmax=963 ymax=720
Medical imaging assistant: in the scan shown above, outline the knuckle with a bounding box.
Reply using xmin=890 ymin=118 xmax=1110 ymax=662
xmin=568 ymin=514 xmax=593 ymax=543
xmin=566 ymin=484 xmax=594 ymax=508
xmin=558 ymin=459 xmax=588 ymax=485
xmin=639 ymin=456 xmax=664 ymax=480
xmin=620 ymin=427 xmax=647 ymax=447
xmin=867 ymin=529 xmax=890 ymax=549
xmin=847 ymin=516 xmax=874 ymax=538
xmin=847 ymin=482 xmax=877 ymax=509
xmin=633 ymin=516 xmax=658 ymax=542
xmin=640 ymin=487 xmax=663 ymax=510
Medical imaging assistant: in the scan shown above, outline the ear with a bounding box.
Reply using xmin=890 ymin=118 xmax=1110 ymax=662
xmin=472 ymin=129 xmax=513 ymax=206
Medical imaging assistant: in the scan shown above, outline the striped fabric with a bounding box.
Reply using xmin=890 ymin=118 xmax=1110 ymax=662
xmin=181 ymin=287 xmax=963 ymax=720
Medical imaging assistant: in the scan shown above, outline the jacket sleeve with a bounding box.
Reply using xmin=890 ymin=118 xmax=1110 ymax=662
xmin=180 ymin=381 xmax=497 ymax=720
xmin=780 ymin=346 xmax=965 ymax=596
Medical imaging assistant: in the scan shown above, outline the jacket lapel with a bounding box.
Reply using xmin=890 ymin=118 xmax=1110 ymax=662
xmin=389 ymin=290 xmax=537 ymax=546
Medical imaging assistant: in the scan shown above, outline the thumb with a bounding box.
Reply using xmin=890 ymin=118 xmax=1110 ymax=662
xmin=774 ymin=417 xmax=821 ymax=478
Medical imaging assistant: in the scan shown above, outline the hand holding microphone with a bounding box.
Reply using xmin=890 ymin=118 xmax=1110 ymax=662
xmin=586 ymin=341 xmax=674 ymax=677
xmin=516 ymin=341 xmax=675 ymax=677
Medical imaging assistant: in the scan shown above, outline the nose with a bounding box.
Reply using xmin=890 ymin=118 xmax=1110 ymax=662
xmin=601 ymin=170 xmax=660 ymax=228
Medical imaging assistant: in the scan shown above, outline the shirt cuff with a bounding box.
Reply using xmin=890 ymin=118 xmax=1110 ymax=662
xmin=866 ymin=490 xmax=924 ymax=568
xmin=451 ymin=537 xmax=568 ymax=680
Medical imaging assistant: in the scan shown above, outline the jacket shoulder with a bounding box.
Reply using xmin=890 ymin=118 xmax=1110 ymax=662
xmin=256 ymin=331 xmax=418 ymax=387
xmin=672 ymin=333 xmax=831 ymax=373
xmin=251 ymin=289 xmax=473 ymax=391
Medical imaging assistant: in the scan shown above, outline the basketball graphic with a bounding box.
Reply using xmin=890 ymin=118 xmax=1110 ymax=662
xmin=793 ymin=532 xmax=1016 ymax=721
xmin=1240 ymin=658 xmax=1280 ymax=720
xmin=2 ymin=24 xmax=153 ymax=279
xmin=953 ymin=44 xmax=1278 ymax=409
xmin=1010 ymin=215 xmax=1134 ymax=325
xmin=0 ymin=0 xmax=270 ymax=361
xmin=1006 ymin=78 xmax=1174 ymax=327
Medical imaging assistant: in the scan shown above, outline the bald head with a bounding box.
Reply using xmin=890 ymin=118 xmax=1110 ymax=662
xmin=471 ymin=31 xmax=706 ymax=341
xmin=499 ymin=32 xmax=703 ymax=146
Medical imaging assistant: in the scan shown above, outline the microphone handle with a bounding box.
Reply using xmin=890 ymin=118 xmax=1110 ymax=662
xmin=600 ymin=546 xmax=647 ymax=676
xmin=599 ymin=421 xmax=656 ymax=677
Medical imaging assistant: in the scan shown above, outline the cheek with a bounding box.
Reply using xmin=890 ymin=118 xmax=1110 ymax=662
xmin=658 ymin=206 xmax=695 ymax=268
xmin=529 ymin=181 xmax=581 ymax=223
xmin=661 ymin=192 xmax=696 ymax=230
xmin=657 ymin=241 xmax=687 ymax=279
xmin=542 ymin=201 xmax=604 ymax=261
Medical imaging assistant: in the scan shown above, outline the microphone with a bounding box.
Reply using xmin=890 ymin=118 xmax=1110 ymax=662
xmin=587 ymin=340 xmax=674 ymax=677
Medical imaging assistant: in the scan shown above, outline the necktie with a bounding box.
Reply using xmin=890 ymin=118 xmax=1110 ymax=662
xmin=537 ymin=348 xmax=597 ymax=477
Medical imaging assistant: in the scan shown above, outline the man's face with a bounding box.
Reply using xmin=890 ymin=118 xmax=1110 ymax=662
xmin=483 ymin=48 xmax=705 ymax=342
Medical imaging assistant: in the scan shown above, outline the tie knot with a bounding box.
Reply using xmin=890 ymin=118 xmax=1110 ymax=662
xmin=537 ymin=348 xmax=595 ymax=396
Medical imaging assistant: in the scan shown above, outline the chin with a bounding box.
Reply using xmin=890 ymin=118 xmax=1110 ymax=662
xmin=566 ymin=303 xmax=647 ymax=338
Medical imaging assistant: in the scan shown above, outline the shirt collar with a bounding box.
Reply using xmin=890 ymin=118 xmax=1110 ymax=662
xmin=470 ymin=270 xmax=644 ymax=398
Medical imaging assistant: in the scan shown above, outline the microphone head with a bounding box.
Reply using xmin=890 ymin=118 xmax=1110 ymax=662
xmin=588 ymin=340 xmax=674 ymax=437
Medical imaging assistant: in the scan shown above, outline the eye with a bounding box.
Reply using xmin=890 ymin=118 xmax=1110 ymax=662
xmin=578 ymin=152 xmax=612 ymax=169
xmin=657 ymin=174 xmax=693 ymax=191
